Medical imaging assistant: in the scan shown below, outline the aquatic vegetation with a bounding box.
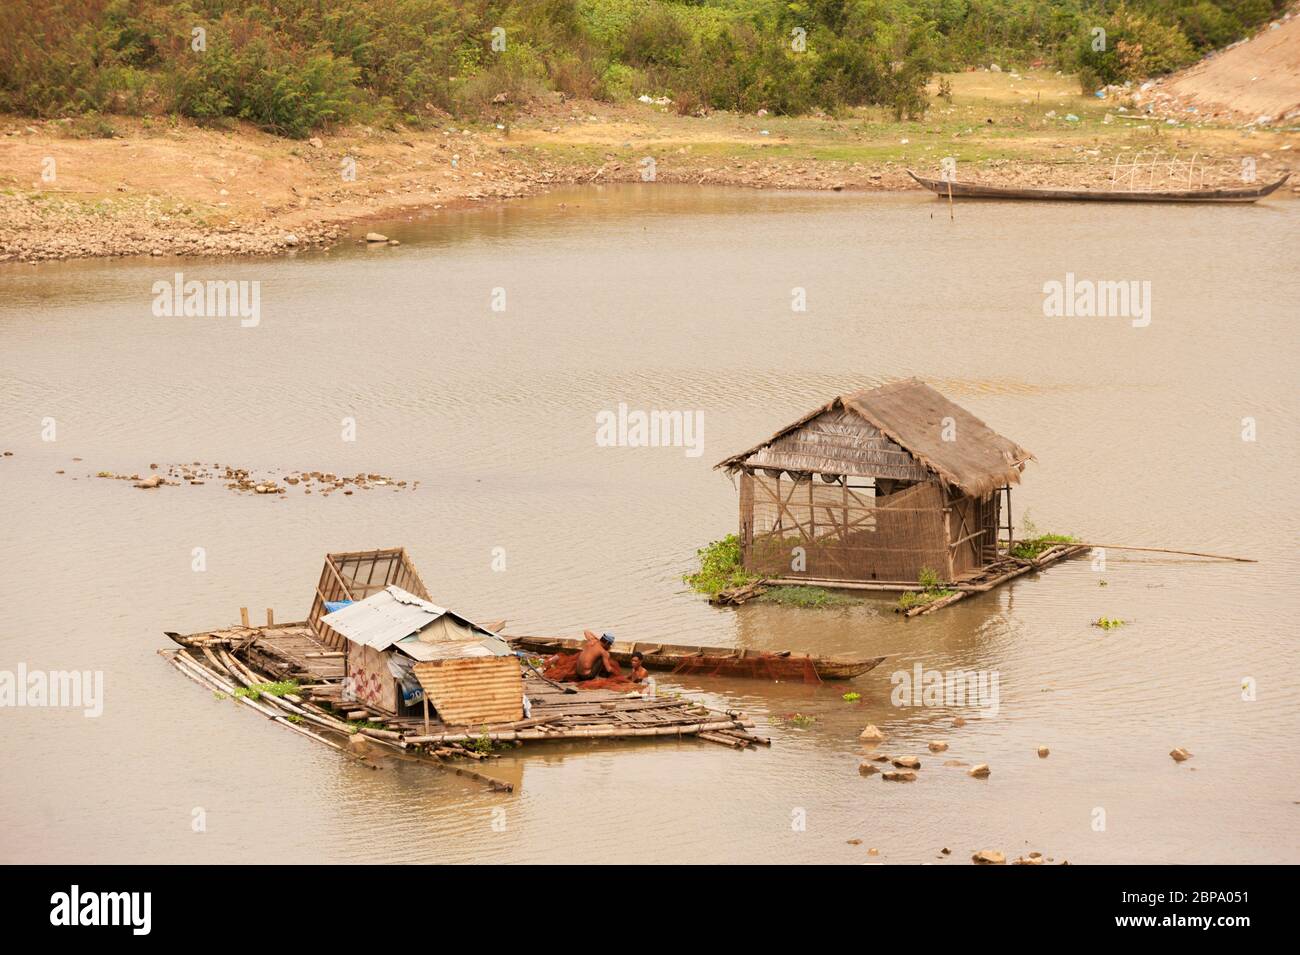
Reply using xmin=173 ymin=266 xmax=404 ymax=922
xmin=773 ymin=712 xmax=817 ymax=728
xmin=896 ymin=568 xmax=956 ymax=611
xmin=1011 ymin=533 xmax=1078 ymax=561
xmin=234 ymin=679 xmax=300 ymax=700
xmin=346 ymin=719 xmax=385 ymax=733
xmin=683 ymin=534 xmax=758 ymax=596
xmin=1092 ymin=616 xmax=1127 ymax=630
xmin=842 ymin=692 xmax=861 ymax=702
xmin=760 ymin=586 xmax=854 ymax=608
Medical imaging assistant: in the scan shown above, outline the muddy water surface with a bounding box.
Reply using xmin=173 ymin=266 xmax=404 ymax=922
xmin=1 ymin=185 xmax=1297 ymax=863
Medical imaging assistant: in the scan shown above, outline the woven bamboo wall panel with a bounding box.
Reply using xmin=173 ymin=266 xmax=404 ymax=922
xmin=413 ymin=656 xmax=523 ymax=726
xmin=745 ymin=474 xmax=954 ymax=582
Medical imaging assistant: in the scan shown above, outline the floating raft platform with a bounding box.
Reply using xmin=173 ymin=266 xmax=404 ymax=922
xmin=507 ymin=634 xmax=884 ymax=681
xmin=162 ymin=621 xmax=766 ymax=792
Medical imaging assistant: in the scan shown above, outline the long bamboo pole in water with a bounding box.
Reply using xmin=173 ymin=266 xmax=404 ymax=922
xmin=1070 ymin=543 xmax=1256 ymax=563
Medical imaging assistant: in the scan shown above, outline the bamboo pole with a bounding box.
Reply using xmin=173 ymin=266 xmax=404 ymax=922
xmin=403 ymin=718 xmax=753 ymax=746
xmin=1070 ymin=543 xmax=1256 ymax=563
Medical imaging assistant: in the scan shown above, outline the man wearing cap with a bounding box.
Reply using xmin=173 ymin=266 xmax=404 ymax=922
xmin=574 ymin=630 xmax=617 ymax=681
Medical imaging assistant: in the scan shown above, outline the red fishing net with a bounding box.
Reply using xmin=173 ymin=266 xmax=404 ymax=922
xmin=542 ymin=652 xmax=639 ymax=691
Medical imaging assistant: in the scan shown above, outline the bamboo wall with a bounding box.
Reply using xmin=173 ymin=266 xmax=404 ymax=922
xmin=741 ymin=472 xmax=989 ymax=584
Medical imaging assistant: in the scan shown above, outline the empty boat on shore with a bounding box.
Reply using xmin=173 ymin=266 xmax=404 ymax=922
xmin=908 ymin=170 xmax=1289 ymax=203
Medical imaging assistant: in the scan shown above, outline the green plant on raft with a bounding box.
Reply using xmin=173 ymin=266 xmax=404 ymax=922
xmin=1011 ymin=533 xmax=1078 ymax=561
xmin=683 ymin=534 xmax=757 ymax=596
xmin=347 ymin=719 xmax=385 ymax=732
xmin=896 ymin=567 xmax=955 ymax=610
xmin=1092 ymin=616 xmax=1126 ymax=630
xmin=234 ymin=679 xmax=300 ymax=700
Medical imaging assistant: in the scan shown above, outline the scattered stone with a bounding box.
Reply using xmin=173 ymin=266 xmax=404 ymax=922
xmin=847 ymin=838 xmax=862 ymax=845
xmin=892 ymin=756 xmax=921 ymax=769
xmin=972 ymin=849 xmax=1005 ymax=865
xmin=133 ymin=475 xmax=164 ymax=489
xmin=364 ymin=232 xmax=388 ymax=242
xmin=928 ymin=741 xmax=948 ymax=753
xmin=307 ymin=137 xmax=323 ymax=149
xmin=859 ymin=724 xmax=885 ymax=741
xmin=1013 ymin=852 xmax=1045 ymax=865
xmin=882 ymin=770 xmax=917 ymax=782
xmin=858 ymin=761 xmax=880 ymax=776
xmin=941 ymin=847 xmax=951 ymax=855
xmin=969 ymin=763 xmax=991 ymax=778
xmin=1038 ymin=745 xmax=1050 ymax=758
xmin=1170 ymin=747 xmax=1193 ymax=762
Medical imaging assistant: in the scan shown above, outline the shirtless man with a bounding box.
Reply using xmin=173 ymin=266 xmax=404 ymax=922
xmin=628 ymin=651 xmax=649 ymax=683
xmin=574 ymin=630 xmax=616 ymax=681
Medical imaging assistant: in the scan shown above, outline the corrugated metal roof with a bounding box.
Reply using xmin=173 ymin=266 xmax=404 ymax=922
xmin=396 ymin=637 xmax=510 ymax=662
xmin=321 ymin=586 xmax=504 ymax=652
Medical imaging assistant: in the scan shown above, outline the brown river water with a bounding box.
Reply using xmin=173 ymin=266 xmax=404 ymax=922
xmin=1 ymin=185 xmax=1297 ymax=864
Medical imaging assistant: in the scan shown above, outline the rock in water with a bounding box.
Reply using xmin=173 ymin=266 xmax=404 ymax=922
xmin=1170 ymin=747 xmax=1193 ymax=762
xmin=858 ymin=761 xmax=880 ymax=777
xmin=882 ymin=770 xmax=917 ymax=782
xmin=365 ymin=232 xmax=388 ymax=243
xmin=1037 ymin=746 xmax=1050 ymax=758
xmin=928 ymin=741 xmax=949 ymax=753
xmin=892 ymin=756 xmax=921 ymax=769
xmin=972 ymin=850 xmax=1005 ymax=865
xmin=859 ymin=724 xmax=886 ymax=741
xmin=969 ymin=763 xmax=991 ymax=778
xmin=133 ymin=475 xmax=163 ymax=489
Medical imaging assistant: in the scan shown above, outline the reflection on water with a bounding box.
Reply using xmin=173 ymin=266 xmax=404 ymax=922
xmin=1 ymin=185 xmax=1297 ymax=863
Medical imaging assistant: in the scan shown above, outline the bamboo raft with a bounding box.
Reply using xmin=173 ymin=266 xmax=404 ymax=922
xmin=507 ymin=634 xmax=884 ymax=681
xmin=162 ymin=622 xmax=767 ymax=792
xmin=909 ymin=170 xmax=1290 ymax=204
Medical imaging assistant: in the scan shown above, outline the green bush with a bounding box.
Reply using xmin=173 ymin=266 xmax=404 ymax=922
xmin=683 ymin=534 xmax=758 ymax=596
xmin=0 ymin=0 xmax=1283 ymax=133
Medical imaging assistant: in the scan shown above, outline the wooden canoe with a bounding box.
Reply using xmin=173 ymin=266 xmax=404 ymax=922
xmin=506 ymin=634 xmax=885 ymax=681
xmin=908 ymin=170 xmax=1290 ymax=203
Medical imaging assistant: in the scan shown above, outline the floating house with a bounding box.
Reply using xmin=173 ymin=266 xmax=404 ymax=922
xmin=320 ymin=585 xmax=523 ymax=726
xmin=716 ymin=379 xmax=1034 ymax=588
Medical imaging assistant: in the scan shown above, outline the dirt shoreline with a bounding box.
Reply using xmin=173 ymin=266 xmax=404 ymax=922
xmin=3 ymin=70 xmax=1296 ymax=264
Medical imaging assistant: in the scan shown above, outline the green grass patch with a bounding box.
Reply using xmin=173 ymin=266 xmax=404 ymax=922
xmin=683 ymin=534 xmax=758 ymax=597
xmin=759 ymin=585 xmax=854 ymax=609
xmin=1011 ymin=533 xmax=1078 ymax=561
xmin=896 ymin=567 xmax=955 ymax=611
xmin=234 ymin=679 xmax=300 ymax=700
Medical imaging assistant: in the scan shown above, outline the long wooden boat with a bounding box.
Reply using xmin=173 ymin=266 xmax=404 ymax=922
xmin=908 ymin=170 xmax=1290 ymax=204
xmin=506 ymin=634 xmax=885 ymax=680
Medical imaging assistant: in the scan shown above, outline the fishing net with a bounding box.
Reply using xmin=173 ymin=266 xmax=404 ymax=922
xmin=670 ymin=652 xmax=822 ymax=684
xmin=542 ymin=652 xmax=639 ymax=691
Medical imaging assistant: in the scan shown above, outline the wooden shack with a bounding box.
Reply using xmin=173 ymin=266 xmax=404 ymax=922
xmin=307 ymin=548 xmax=432 ymax=650
xmin=715 ymin=379 xmax=1033 ymax=588
xmin=321 ymin=586 xmax=523 ymax=725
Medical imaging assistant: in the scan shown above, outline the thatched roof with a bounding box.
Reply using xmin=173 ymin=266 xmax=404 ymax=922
xmin=716 ymin=379 xmax=1033 ymax=497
